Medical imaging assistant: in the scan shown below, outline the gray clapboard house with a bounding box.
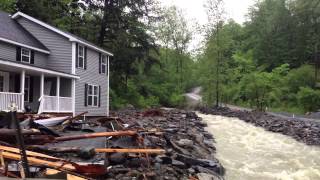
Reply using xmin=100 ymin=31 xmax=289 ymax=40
xmin=0 ymin=11 xmax=112 ymax=116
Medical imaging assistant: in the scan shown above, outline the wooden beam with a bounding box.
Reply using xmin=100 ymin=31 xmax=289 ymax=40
xmin=55 ymin=130 xmax=137 ymax=142
xmin=95 ymin=148 xmax=165 ymax=154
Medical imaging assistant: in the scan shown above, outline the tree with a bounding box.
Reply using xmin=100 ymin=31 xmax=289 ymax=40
xmin=204 ymin=0 xmax=226 ymax=107
xmin=153 ymin=6 xmax=192 ymax=88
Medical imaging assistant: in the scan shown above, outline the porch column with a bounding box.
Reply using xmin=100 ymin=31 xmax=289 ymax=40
xmin=56 ymin=76 xmax=60 ymax=112
xmin=71 ymin=79 xmax=75 ymax=116
xmin=40 ymin=73 xmax=44 ymax=98
xmin=38 ymin=73 xmax=44 ymax=114
xmin=20 ymin=70 xmax=25 ymax=111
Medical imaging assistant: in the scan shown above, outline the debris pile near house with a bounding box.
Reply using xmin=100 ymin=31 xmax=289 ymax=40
xmin=0 ymin=109 xmax=224 ymax=180
xmin=200 ymin=106 xmax=320 ymax=146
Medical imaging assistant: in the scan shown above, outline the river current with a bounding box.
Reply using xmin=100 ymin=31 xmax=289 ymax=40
xmin=197 ymin=113 xmax=320 ymax=180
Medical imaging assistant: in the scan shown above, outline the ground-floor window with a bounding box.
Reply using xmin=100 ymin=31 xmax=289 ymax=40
xmin=87 ymin=84 xmax=99 ymax=107
xmin=24 ymin=76 xmax=30 ymax=102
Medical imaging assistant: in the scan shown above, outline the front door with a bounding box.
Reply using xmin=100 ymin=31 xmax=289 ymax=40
xmin=0 ymin=71 xmax=9 ymax=92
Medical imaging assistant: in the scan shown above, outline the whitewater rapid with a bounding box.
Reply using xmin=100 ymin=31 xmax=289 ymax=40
xmin=197 ymin=113 xmax=320 ymax=180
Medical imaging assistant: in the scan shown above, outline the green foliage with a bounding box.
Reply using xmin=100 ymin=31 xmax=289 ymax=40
xmin=297 ymin=87 xmax=320 ymax=112
xmin=198 ymin=0 xmax=320 ymax=113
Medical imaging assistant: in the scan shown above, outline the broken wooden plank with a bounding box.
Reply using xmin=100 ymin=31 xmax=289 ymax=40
xmin=27 ymin=145 xmax=165 ymax=155
xmin=0 ymin=128 xmax=41 ymax=136
xmin=95 ymin=148 xmax=165 ymax=154
xmin=0 ymin=145 xmax=61 ymax=161
xmin=55 ymin=130 xmax=137 ymax=142
xmin=1 ymin=151 xmax=76 ymax=171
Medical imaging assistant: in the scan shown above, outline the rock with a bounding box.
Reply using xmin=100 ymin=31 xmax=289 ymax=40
xmin=109 ymin=153 xmax=127 ymax=164
xmin=172 ymin=160 xmax=186 ymax=168
xmin=126 ymin=157 xmax=148 ymax=167
xmin=77 ymin=147 xmax=96 ymax=159
xmin=176 ymin=139 xmax=194 ymax=147
xmin=155 ymin=155 xmax=172 ymax=164
xmin=197 ymin=173 xmax=222 ymax=180
xmin=194 ymin=134 xmax=204 ymax=144
xmin=176 ymin=154 xmax=224 ymax=175
xmin=188 ymin=168 xmax=196 ymax=174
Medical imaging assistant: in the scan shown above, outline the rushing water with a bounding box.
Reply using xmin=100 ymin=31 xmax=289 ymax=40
xmin=197 ymin=113 xmax=320 ymax=180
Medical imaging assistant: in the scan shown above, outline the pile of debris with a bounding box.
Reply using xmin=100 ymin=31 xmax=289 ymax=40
xmin=0 ymin=108 xmax=224 ymax=180
xmin=109 ymin=108 xmax=225 ymax=179
xmin=200 ymin=106 xmax=320 ymax=146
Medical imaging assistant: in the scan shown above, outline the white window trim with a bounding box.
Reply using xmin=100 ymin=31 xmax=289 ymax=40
xmin=24 ymin=76 xmax=30 ymax=102
xmin=21 ymin=48 xmax=31 ymax=63
xmin=78 ymin=45 xmax=85 ymax=69
xmin=87 ymin=84 xmax=99 ymax=107
xmin=101 ymin=55 xmax=107 ymax=74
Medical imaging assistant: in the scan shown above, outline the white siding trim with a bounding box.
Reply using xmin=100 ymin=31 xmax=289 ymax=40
xmin=0 ymin=37 xmax=50 ymax=54
xmin=71 ymin=42 xmax=76 ymax=74
xmin=12 ymin=12 xmax=113 ymax=56
xmin=0 ymin=59 xmax=79 ymax=79
xmin=71 ymin=79 xmax=75 ymax=116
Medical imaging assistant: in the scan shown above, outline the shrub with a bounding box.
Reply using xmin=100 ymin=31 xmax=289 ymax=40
xmin=297 ymin=87 xmax=320 ymax=112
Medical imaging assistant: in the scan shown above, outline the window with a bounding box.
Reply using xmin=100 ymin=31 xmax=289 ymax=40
xmin=21 ymin=48 xmax=31 ymax=63
xmin=24 ymin=76 xmax=30 ymax=102
xmin=78 ymin=45 xmax=85 ymax=69
xmin=0 ymin=76 xmax=4 ymax=92
xmin=101 ymin=55 xmax=107 ymax=74
xmin=87 ymin=84 xmax=99 ymax=107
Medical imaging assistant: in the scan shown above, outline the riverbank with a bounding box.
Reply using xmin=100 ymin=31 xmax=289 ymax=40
xmin=200 ymin=107 xmax=320 ymax=146
xmin=110 ymin=108 xmax=225 ymax=179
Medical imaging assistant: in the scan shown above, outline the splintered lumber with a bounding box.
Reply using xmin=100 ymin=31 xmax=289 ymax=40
xmin=0 ymin=128 xmax=41 ymax=136
xmin=27 ymin=145 xmax=165 ymax=155
xmin=55 ymin=130 xmax=137 ymax=142
xmin=60 ymin=111 xmax=88 ymax=130
xmin=0 ymin=145 xmax=61 ymax=161
xmin=0 ymin=151 xmax=76 ymax=171
xmin=95 ymin=148 xmax=165 ymax=154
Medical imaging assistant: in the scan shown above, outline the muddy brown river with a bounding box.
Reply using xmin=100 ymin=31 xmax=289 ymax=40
xmin=197 ymin=113 xmax=320 ymax=180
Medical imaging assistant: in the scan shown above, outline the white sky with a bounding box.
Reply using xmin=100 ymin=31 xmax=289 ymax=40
xmin=158 ymin=0 xmax=256 ymax=52
xmin=159 ymin=0 xmax=256 ymax=25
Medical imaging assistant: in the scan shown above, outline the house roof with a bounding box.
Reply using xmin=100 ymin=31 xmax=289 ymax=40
xmin=0 ymin=58 xmax=79 ymax=79
xmin=0 ymin=11 xmax=50 ymax=54
xmin=12 ymin=11 xmax=113 ymax=56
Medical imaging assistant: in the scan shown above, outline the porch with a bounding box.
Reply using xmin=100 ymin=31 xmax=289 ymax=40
xmin=0 ymin=59 xmax=79 ymax=113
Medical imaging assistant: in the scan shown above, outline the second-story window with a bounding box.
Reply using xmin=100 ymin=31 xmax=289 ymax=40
xmin=78 ymin=45 xmax=85 ymax=69
xmin=21 ymin=48 xmax=31 ymax=63
xmin=101 ymin=55 xmax=107 ymax=74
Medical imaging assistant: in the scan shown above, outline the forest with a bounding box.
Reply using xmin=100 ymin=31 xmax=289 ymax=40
xmin=1 ymin=0 xmax=319 ymax=114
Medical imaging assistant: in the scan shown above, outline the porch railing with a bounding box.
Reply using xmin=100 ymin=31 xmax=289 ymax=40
xmin=0 ymin=92 xmax=23 ymax=112
xmin=39 ymin=95 xmax=72 ymax=113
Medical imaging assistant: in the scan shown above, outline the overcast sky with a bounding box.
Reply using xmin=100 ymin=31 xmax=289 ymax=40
xmin=159 ymin=0 xmax=256 ymax=25
xmin=158 ymin=0 xmax=256 ymax=51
